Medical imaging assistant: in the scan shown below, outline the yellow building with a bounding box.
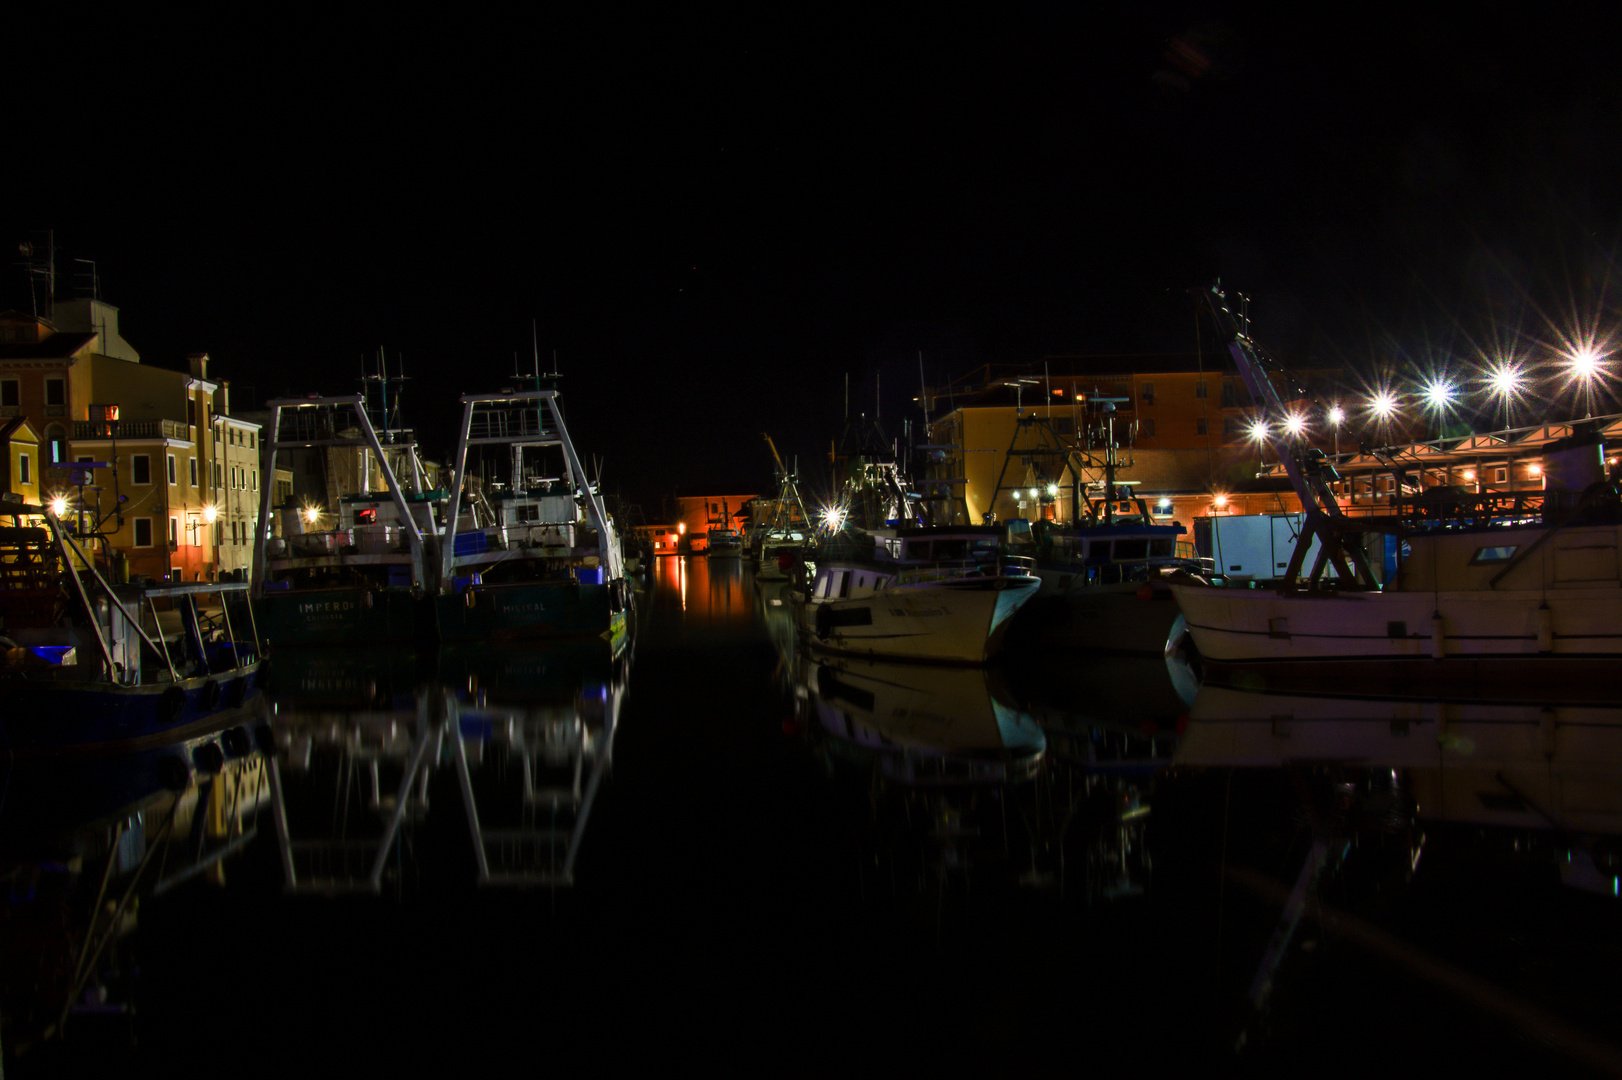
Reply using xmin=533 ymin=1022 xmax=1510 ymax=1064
xmin=0 ymin=417 xmax=41 ymax=506
xmin=920 ymin=358 xmax=1349 ymax=532
xmin=0 ymin=303 xmax=243 ymax=583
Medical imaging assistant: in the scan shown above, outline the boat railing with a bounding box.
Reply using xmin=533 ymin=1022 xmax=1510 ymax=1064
xmin=894 ymin=554 xmax=1036 ymax=586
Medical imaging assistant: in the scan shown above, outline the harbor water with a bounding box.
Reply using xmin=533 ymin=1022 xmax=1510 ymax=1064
xmin=4 ymin=556 xmax=1620 ymax=1073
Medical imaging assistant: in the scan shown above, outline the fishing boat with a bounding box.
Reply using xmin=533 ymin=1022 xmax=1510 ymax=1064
xmin=705 ymin=505 xmax=744 ymax=558
xmin=1168 ymin=286 xmax=1622 ymax=693
xmin=1013 ymin=399 xmax=1203 ymax=655
xmin=250 ymin=394 xmax=440 ymax=646
xmin=755 ymin=435 xmax=810 ymax=581
xmin=1 ymin=502 xmax=265 ymax=754
xmin=800 ymin=523 xmax=1041 ymax=664
xmin=434 ymin=388 xmax=630 ymax=653
xmin=797 ymin=455 xmax=1039 ymax=663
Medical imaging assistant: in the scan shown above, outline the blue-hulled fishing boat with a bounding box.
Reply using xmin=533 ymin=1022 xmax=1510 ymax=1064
xmin=0 ymin=503 xmax=265 ymax=755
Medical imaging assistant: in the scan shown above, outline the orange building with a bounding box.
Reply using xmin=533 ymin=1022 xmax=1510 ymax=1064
xmin=670 ymin=494 xmax=759 ymax=553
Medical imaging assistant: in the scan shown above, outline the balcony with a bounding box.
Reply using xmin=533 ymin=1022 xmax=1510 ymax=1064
xmin=73 ymin=419 xmax=192 ymax=442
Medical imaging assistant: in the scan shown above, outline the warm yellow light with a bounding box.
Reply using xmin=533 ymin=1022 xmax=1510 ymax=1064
xmin=1461 ymin=470 xmax=1474 ymax=481
xmin=1212 ymin=493 xmax=1228 ymax=509
xmin=1529 ymin=464 xmax=1542 ymax=476
xmin=49 ymin=495 xmax=69 ymax=517
xmin=203 ymin=504 xmax=218 ymax=524
xmin=302 ymin=506 xmax=320 ymax=525
xmin=678 ymin=522 xmax=686 ymax=534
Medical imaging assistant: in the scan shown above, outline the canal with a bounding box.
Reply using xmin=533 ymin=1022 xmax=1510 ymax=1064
xmin=4 ymin=556 xmax=1620 ymax=1073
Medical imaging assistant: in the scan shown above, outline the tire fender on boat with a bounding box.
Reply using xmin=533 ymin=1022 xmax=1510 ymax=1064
xmin=465 ymin=589 xmax=478 ymax=609
xmin=221 ymin=726 xmax=251 ymax=757
xmin=158 ymin=686 xmax=187 ymax=725
xmin=200 ymin=679 xmax=222 ymax=712
xmin=192 ymin=741 xmax=225 ymax=774
xmin=158 ymin=756 xmax=192 ymax=792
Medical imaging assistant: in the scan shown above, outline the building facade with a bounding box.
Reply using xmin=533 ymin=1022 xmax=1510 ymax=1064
xmin=0 ymin=303 xmax=251 ymax=583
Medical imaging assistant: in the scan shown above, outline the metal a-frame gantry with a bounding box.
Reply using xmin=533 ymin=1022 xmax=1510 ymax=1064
xmin=250 ymin=395 xmax=430 ymax=595
xmin=1201 ymin=285 xmax=1382 ymax=591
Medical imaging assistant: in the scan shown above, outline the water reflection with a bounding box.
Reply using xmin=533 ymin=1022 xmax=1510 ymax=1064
xmin=1178 ymin=685 xmax=1622 ymax=893
xmin=268 ymin=640 xmax=631 ymax=894
xmin=785 ymin=625 xmax=1185 ymax=912
xmin=0 ymin=700 xmax=273 ymax=1058
xmin=7 ymin=559 xmax=1619 ymax=1070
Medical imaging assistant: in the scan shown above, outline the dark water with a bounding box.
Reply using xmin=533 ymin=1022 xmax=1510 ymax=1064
xmin=5 ymin=557 xmax=1621 ymax=1074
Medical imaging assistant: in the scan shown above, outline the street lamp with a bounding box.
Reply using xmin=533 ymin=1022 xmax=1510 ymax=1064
xmin=1566 ymin=346 xmax=1605 ymax=417
xmin=1327 ymin=404 xmax=1345 ymax=460
xmin=1485 ymin=361 xmax=1523 ymax=430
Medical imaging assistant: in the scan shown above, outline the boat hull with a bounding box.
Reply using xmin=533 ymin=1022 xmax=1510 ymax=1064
xmin=1170 ymin=581 xmax=1622 ymax=698
xmin=435 ymin=581 xmax=629 ymax=654
xmin=1014 ymin=574 xmax=1185 ymax=654
xmin=801 ymin=577 xmax=1040 ymax=664
xmin=1 ymin=664 xmax=266 ymax=756
xmin=256 ymin=586 xmax=428 ymax=647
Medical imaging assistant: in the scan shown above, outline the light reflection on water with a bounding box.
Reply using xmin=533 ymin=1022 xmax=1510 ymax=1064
xmin=2 ymin=556 xmax=1620 ymax=1070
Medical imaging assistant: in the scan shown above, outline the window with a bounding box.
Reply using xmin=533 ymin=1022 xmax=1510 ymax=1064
xmin=1140 ymin=382 xmax=1155 ymax=401
xmin=1470 ymin=545 xmax=1518 ymax=564
xmin=249 ymin=433 xmax=255 ymax=449
xmin=134 ymin=518 xmax=153 ymax=547
xmin=1221 ymin=381 xmax=1242 ymax=407
xmin=1141 ymin=418 xmax=1156 ymax=437
xmin=1196 ymin=417 xmax=1208 ymax=436
xmin=251 ymin=470 xmax=257 ymax=490
xmin=1195 ymin=381 xmax=1207 ymax=399
xmin=44 ymin=377 xmax=65 ymax=406
xmin=231 ymin=520 xmax=239 ymax=544
xmin=0 ymin=380 xmax=16 ymax=408
xmin=169 ymin=517 xmax=178 ymax=547
xmin=132 ymin=455 xmax=151 ymax=485
xmin=1495 ymin=467 xmax=1508 ymax=484
xmin=187 ymin=399 xmax=197 ymax=428
xmin=18 ymin=453 xmax=29 ymax=485
xmin=167 ymin=454 xmax=177 ymax=485
xmin=190 ymin=458 xmax=199 ymax=487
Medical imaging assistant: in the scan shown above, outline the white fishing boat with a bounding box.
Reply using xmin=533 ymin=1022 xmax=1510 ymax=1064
xmin=1168 ymin=286 xmax=1622 ymax=692
xmin=704 ymin=525 xmax=743 ymax=557
xmin=251 ymin=394 xmax=439 ymax=646
xmin=435 ymin=388 xmax=630 ymax=652
xmin=799 ymin=524 xmax=1041 ymax=664
xmin=753 ymin=434 xmax=811 ymax=580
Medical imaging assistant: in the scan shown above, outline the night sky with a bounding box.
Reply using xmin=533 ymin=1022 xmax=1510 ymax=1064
xmin=7 ymin=7 xmax=1622 ymax=507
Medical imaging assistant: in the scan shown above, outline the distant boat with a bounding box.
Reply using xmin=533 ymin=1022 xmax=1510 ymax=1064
xmin=754 ymin=434 xmax=810 ymax=581
xmin=2 ymin=503 xmax=265 ymax=754
xmin=705 ymin=526 xmax=744 ymax=557
xmin=434 ymin=388 xmax=631 ymax=653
